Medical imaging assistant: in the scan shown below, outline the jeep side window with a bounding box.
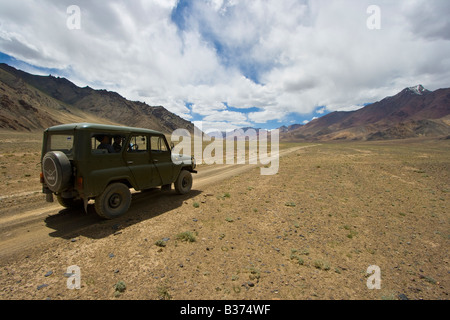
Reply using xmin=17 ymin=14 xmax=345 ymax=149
xmin=112 ymin=135 xmax=126 ymax=153
xmin=91 ymin=134 xmax=115 ymax=154
xmin=150 ymin=136 xmax=168 ymax=153
xmin=127 ymin=135 xmax=148 ymax=153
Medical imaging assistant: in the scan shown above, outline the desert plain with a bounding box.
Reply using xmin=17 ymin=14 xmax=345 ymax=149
xmin=0 ymin=131 xmax=448 ymax=300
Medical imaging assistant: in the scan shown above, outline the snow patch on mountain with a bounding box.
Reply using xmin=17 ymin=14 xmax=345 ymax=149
xmin=407 ymin=85 xmax=429 ymax=95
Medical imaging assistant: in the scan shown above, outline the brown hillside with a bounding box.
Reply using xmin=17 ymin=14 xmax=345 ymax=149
xmin=0 ymin=63 xmax=194 ymax=134
xmin=282 ymin=85 xmax=450 ymax=141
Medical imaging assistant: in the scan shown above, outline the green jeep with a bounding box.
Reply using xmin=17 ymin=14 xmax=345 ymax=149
xmin=40 ymin=123 xmax=197 ymax=219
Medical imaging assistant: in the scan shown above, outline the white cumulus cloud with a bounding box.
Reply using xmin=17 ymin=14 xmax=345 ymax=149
xmin=0 ymin=0 xmax=449 ymax=130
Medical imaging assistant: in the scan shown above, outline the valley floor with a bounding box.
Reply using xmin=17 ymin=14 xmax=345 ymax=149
xmin=0 ymin=134 xmax=448 ymax=300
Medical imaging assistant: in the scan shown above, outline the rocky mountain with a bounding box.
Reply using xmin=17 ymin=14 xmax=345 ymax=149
xmin=279 ymin=123 xmax=303 ymax=133
xmin=0 ymin=63 xmax=195 ymax=133
xmin=281 ymin=85 xmax=450 ymax=141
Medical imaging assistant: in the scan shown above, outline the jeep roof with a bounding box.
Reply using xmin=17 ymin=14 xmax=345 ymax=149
xmin=45 ymin=122 xmax=164 ymax=136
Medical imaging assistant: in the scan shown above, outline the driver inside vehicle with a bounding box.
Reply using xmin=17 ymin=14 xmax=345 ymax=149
xmin=113 ymin=135 xmax=124 ymax=153
xmin=97 ymin=135 xmax=115 ymax=153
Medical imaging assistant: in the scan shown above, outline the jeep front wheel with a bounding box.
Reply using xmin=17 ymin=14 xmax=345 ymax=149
xmin=95 ymin=183 xmax=131 ymax=219
xmin=174 ymin=170 xmax=193 ymax=195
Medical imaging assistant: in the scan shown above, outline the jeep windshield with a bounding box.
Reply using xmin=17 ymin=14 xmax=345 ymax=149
xmin=46 ymin=133 xmax=74 ymax=156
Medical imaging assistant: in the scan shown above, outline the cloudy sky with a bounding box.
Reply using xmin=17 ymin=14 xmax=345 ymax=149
xmin=0 ymin=0 xmax=449 ymax=132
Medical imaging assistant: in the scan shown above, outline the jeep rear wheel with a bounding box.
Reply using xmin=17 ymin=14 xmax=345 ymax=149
xmin=174 ymin=170 xmax=193 ymax=195
xmin=57 ymin=195 xmax=83 ymax=209
xmin=95 ymin=183 xmax=131 ymax=219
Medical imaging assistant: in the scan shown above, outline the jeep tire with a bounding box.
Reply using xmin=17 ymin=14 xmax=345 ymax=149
xmin=174 ymin=170 xmax=193 ymax=195
xmin=95 ymin=183 xmax=132 ymax=219
xmin=42 ymin=151 xmax=72 ymax=193
xmin=57 ymin=195 xmax=83 ymax=209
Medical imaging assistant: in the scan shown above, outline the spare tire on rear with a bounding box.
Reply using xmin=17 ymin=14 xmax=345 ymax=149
xmin=42 ymin=151 xmax=72 ymax=192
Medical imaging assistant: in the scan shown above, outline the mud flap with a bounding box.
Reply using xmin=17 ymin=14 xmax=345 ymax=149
xmin=46 ymin=193 xmax=54 ymax=203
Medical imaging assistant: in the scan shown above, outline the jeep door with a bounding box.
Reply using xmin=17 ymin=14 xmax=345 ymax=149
xmin=124 ymin=134 xmax=160 ymax=190
xmin=150 ymin=135 xmax=173 ymax=185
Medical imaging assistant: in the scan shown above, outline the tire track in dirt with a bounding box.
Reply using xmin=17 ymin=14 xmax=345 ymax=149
xmin=0 ymin=145 xmax=316 ymax=260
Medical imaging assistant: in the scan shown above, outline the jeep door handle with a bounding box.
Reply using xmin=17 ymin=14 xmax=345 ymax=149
xmin=127 ymin=161 xmax=134 ymax=164
xmin=153 ymin=159 xmax=158 ymax=162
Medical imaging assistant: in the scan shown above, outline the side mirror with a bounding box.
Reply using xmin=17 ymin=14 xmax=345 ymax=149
xmin=170 ymin=142 xmax=175 ymax=150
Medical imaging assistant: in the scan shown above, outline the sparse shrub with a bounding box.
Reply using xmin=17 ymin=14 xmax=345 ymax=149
xmin=155 ymin=239 xmax=167 ymax=247
xmin=290 ymin=250 xmax=304 ymax=265
xmin=285 ymin=202 xmax=296 ymax=207
xmin=176 ymin=231 xmax=196 ymax=243
xmin=157 ymin=284 xmax=172 ymax=300
xmin=290 ymin=248 xmax=307 ymax=265
xmin=423 ymin=276 xmax=437 ymax=284
xmin=347 ymin=230 xmax=358 ymax=239
xmin=344 ymin=225 xmax=357 ymax=238
xmin=193 ymin=202 xmax=200 ymax=208
xmin=216 ymin=192 xmax=231 ymax=200
xmin=300 ymin=248 xmax=309 ymax=255
xmin=114 ymin=281 xmax=126 ymax=294
xmin=313 ymin=260 xmax=330 ymax=271
xmin=248 ymin=267 xmax=260 ymax=281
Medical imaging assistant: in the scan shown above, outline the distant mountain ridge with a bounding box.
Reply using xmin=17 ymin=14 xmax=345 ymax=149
xmin=1 ymin=63 xmax=449 ymax=141
xmin=0 ymin=63 xmax=194 ymax=133
xmin=281 ymin=84 xmax=450 ymax=141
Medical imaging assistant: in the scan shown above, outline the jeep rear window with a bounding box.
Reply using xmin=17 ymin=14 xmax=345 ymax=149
xmin=47 ymin=134 xmax=74 ymax=155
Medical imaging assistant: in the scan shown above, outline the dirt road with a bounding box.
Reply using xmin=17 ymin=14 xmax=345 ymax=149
xmin=0 ymin=145 xmax=308 ymax=262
